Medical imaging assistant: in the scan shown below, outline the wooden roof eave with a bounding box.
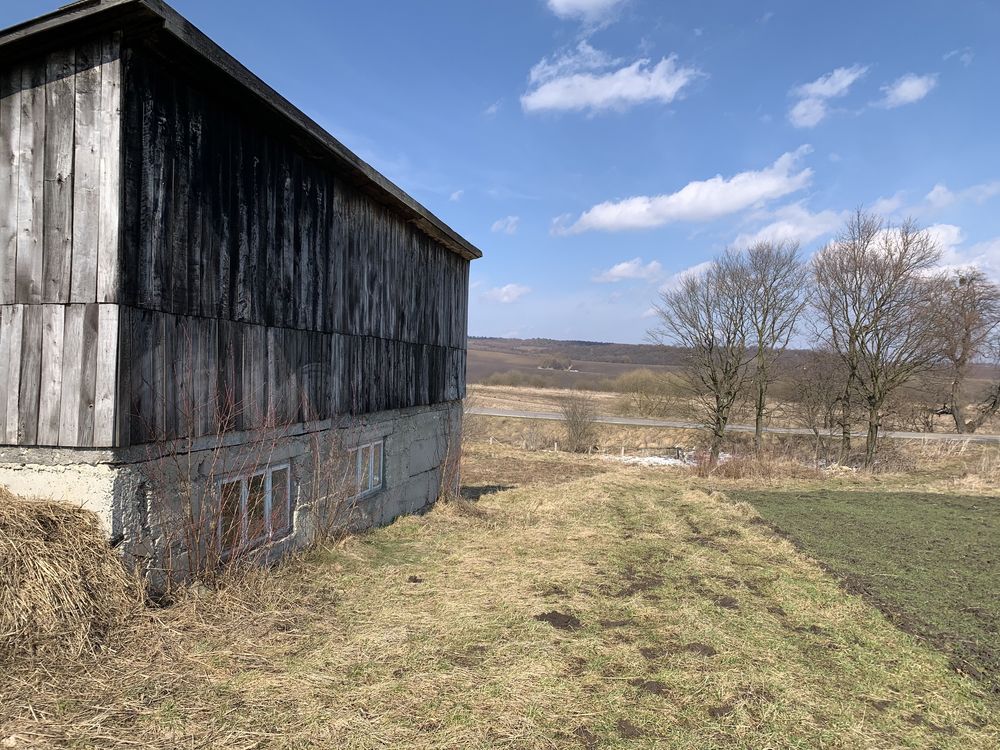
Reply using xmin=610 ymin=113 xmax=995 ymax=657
xmin=0 ymin=0 xmax=484 ymax=262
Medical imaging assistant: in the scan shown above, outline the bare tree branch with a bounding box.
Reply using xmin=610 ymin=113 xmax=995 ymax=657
xmin=811 ymin=210 xmax=944 ymax=468
xmin=650 ymin=252 xmax=755 ymax=465
xmin=936 ymin=269 xmax=1000 ymax=433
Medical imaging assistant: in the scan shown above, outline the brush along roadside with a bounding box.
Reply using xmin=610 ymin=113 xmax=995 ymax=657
xmin=2 ymin=464 xmax=996 ymax=749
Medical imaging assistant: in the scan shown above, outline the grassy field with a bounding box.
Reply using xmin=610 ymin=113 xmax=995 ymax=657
xmin=730 ymin=486 xmax=1000 ymax=694
xmin=467 ymin=348 xmax=680 ymax=389
xmin=3 ymin=443 xmax=998 ymax=748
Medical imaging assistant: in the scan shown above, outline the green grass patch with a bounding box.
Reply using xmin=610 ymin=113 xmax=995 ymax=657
xmin=731 ymin=488 xmax=1000 ymax=693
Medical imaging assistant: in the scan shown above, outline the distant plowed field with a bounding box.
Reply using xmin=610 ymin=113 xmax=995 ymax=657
xmin=467 ymin=347 xmax=679 ymax=386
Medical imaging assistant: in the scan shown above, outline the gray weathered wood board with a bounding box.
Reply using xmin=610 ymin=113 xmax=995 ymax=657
xmin=0 ymin=303 xmax=116 ymax=447
xmin=0 ymin=34 xmax=122 ymax=309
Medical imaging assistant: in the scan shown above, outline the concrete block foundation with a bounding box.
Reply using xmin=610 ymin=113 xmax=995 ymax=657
xmin=0 ymin=402 xmax=463 ymax=584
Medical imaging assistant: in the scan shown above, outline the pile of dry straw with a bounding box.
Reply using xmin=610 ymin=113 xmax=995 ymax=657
xmin=0 ymin=487 xmax=141 ymax=662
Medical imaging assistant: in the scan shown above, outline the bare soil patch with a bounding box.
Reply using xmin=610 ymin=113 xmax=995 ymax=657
xmin=534 ymin=610 xmax=582 ymax=631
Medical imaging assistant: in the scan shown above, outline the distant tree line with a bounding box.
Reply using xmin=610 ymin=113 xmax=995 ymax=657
xmin=650 ymin=209 xmax=1000 ymax=469
xmin=538 ymin=356 xmax=574 ymax=371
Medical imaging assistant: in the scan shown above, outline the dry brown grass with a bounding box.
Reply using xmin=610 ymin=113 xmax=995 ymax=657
xmin=1 ymin=443 xmax=997 ymax=748
xmin=467 ymin=383 xmax=623 ymax=414
xmin=0 ymin=488 xmax=142 ymax=662
xmin=465 ymin=412 xmax=696 ymax=455
xmin=693 ymin=454 xmax=824 ymax=481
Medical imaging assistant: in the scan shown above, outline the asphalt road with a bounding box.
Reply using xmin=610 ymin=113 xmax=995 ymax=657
xmin=465 ymin=407 xmax=1000 ymax=445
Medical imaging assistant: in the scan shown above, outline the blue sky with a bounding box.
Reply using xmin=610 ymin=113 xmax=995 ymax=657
xmin=5 ymin=1 xmax=1000 ymax=343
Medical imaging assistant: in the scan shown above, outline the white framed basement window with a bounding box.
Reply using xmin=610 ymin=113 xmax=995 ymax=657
xmin=349 ymin=440 xmax=384 ymax=499
xmin=218 ymin=464 xmax=292 ymax=552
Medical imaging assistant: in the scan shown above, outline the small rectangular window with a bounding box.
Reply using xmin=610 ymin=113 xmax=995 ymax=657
xmin=217 ymin=463 xmax=293 ymax=553
xmin=246 ymin=473 xmax=267 ymax=544
xmin=350 ymin=439 xmax=384 ymax=498
xmin=220 ymin=480 xmax=243 ymax=552
xmin=359 ymin=444 xmax=372 ymax=493
xmin=347 ymin=449 xmax=359 ymax=495
xmin=271 ymin=467 xmax=290 ymax=534
xmin=372 ymin=442 xmax=383 ymax=489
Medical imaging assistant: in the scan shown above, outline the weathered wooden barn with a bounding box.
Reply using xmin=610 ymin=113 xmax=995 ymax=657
xmin=0 ymin=0 xmax=480 ymax=575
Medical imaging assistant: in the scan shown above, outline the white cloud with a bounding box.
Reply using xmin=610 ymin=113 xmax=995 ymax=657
xmin=878 ymin=73 xmax=938 ymax=108
xmin=793 ymin=65 xmax=869 ymax=100
xmin=484 ymin=100 xmax=502 ymax=117
xmin=789 ymin=98 xmax=829 ymax=128
xmin=943 ymin=47 xmax=974 ymax=67
xmin=925 ymin=181 xmax=1000 ymax=209
xmin=968 ymin=182 xmax=1000 ymax=203
xmin=788 ymin=65 xmax=868 ymax=128
xmin=925 ymin=224 xmax=965 ymax=260
xmin=641 ymin=306 xmax=658 ymax=319
xmin=926 ymin=184 xmax=955 ymax=209
xmin=925 ymin=225 xmax=1000 ymax=280
xmin=528 ymin=41 xmax=618 ymax=86
xmin=593 ymin=257 xmax=663 ymax=283
xmin=450 ymin=189 xmax=464 ymax=202
xmin=734 ymin=203 xmax=845 ymax=248
xmin=522 ymin=41 xmax=702 ymax=114
xmin=967 ymin=238 xmax=1000 ymax=275
xmin=560 ymin=146 xmax=813 ymax=234
xmin=871 ymin=191 xmax=906 ymax=215
xmin=658 ymin=261 xmax=713 ymax=292
xmin=546 ymin=0 xmax=627 ymax=22
xmin=491 ymin=215 xmax=521 ymax=235
xmin=483 ymin=283 xmax=531 ymax=303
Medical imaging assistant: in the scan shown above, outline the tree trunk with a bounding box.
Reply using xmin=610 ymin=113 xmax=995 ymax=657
xmin=754 ymin=378 xmax=765 ymax=454
xmin=709 ymin=431 xmax=724 ymax=467
xmin=708 ymin=404 xmax=729 ymax=468
xmin=864 ymin=405 xmax=880 ymax=470
xmin=839 ymin=386 xmax=852 ymax=464
xmin=967 ymin=383 xmax=1000 ymax=434
xmin=951 ymin=375 xmax=968 ymax=434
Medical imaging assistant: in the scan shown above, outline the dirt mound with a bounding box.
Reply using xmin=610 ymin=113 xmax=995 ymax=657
xmin=0 ymin=488 xmax=141 ymax=661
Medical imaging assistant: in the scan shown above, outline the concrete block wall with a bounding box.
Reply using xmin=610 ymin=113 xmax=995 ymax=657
xmin=0 ymin=401 xmax=463 ymax=583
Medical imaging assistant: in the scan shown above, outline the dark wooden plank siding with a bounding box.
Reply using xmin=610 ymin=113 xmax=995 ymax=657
xmin=117 ymin=44 xmax=470 ymax=445
xmin=113 ymin=308 xmax=462 ymax=444
xmin=120 ymin=46 xmax=469 ymax=351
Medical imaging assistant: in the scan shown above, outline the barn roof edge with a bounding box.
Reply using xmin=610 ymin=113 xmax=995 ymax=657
xmin=0 ymin=0 xmax=484 ymax=261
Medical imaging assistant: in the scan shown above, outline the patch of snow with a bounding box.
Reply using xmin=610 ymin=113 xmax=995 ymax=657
xmin=603 ymin=454 xmax=692 ymax=467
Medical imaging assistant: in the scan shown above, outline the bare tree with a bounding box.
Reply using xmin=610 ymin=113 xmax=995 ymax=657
xmin=938 ymin=269 xmax=1000 ymax=433
xmin=789 ymin=349 xmax=845 ymax=465
xmin=812 ymin=211 xmax=943 ymax=468
xmin=650 ymin=251 xmax=755 ymax=465
xmin=561 ymin=393 xmax=598 ymax=452
xmin=811 ymin=211 xmax=881 ymax=463
xmin=745 ymin=241 xmax=808 ymax=453
xmin=980 ymin=333 xmax=1000 ymax=432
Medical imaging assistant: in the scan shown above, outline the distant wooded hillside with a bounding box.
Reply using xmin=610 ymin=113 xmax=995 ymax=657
xmin=469 ymin=337 xmax=688 ymax=367
xmin=467 ymin=336 xmax=999 ymax=393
